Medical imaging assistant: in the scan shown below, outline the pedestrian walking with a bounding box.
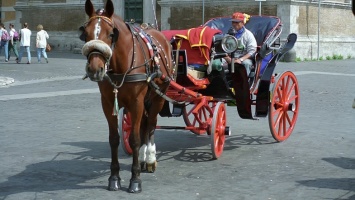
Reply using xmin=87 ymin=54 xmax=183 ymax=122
xmin=0 ymin=23 xmax=10 ymax=62
xmin=8 ymin=23 xmax=19 ymax=61
xmin=17 ymin=22 xmax=32 ymax=64
xmin=36 ymin=24 xmax=49 ymax=63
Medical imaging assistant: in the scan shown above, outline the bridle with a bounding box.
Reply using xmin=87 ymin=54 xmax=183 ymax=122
xmin=81 ymin=13 xmax=181 ymax=107
xmin=81 ymin=15 xmax=117 ymax=60
xmin=81 ymin=14 xmax=173 ymax=94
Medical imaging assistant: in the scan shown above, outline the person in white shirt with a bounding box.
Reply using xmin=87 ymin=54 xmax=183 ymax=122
xmin=36 ymin=24 xmax=49 ymax=63
xmin=8 ymin=23 xmax=19 ymax=61
xmin=17 ymin=22 xmax=32 ymax=64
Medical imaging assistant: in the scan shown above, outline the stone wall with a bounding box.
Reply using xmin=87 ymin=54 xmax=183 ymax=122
xmin=4 ymin=0 xmax=353 ymax=59
xmin=294 ymin=3 xmax=355 ymax=59
xmin=158 ymin=0 xmax=354 ymax=60
xmin=13 ymin=1 xmax=97 ymax=52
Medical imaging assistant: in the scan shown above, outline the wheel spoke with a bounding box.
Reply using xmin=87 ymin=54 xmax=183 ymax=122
xmin=274 ymin=108 xmax=283 ymax=128
xmin=201 ymin=107 xmax=208 ymax=121
xmin=285 ymin=111 xmax=293 ymax=126
xmin=272 ymin=107 xmax=282 ymax=116
xmin=282 ymin=113 xmax=287 ymax=136
xmin=192 ymin=116 xmax=197 ymax=126
xmin=288 ymin=94 xmax=298 ymax=102
xmin=277 ymin=113 xmax=283 ymax=136
xmin=276 ymin=86 xmax=283 ymax=103
xmin=286 ymin=82 xmax=296 ymax=100
xmin=285 ymin=75 xmax=291 ymax=93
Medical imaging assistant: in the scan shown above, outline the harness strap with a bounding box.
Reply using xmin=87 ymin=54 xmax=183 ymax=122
xmin=107 ymin=73 xmax=147 ymax=83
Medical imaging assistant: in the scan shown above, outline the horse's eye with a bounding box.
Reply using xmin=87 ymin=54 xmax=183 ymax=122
xmin=78 ymin=26 xmax=87 ymax=41
xmin=111 ymin=28 xmax=119 ymax=43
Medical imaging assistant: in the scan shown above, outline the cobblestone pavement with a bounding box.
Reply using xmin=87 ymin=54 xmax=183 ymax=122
xmin=0 ymin=53 xmax=354 ymax=200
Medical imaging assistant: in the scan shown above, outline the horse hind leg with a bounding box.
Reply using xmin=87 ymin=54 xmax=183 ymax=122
xmin=139 ymin=113 xmax=157 ymax=173
xmin=138 ymin=135 xmax=157 ymax=173
xmin=139 ymin=143 xmax=147 ymax=171
xmin=142 ymin=91 xmax=168 ymax=173
xmin=146 ymin=140 xmax=157 ymax=173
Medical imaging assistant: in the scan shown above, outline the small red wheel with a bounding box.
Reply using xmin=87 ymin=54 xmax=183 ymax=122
xmin=182 ymin=103 xmax=213 ymax=135
xmin=210 ymin=102 xmax=226 ymax=159
xmin=269 ymin=71 xmax=300 ymax=142
xmin=119 ymin=108 xmax=132 ymax=155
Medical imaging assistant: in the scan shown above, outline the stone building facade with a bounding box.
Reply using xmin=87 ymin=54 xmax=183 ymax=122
xmin=0 ymin=0 xmax=354 ymax=60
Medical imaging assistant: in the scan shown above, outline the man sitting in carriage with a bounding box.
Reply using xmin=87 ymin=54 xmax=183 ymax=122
xmin=223 ymin=12 xmax=257 ymax=76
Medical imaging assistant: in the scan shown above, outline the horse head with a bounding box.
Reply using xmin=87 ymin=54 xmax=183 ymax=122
xmin=80 ymin=0 xmax=119 ymax=82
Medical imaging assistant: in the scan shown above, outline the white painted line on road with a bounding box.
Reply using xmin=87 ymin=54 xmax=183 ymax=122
xmin=0 ymin=88 xmax=99 ymax=101
xmin=294 ymin=71 xmax=355 ymax=76
xmin=1 ymin=71 xmax=353 ymax=101
xmin=12 ymin=76 xmax=83 ymax=86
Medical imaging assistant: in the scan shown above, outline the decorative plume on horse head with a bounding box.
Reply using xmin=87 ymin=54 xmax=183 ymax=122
xmin=80 ymin=0 xmax=174 ymax=193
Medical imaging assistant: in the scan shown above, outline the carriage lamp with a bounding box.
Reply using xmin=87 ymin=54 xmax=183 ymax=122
xmin=221 ymin=35 xmax=238 ymax=53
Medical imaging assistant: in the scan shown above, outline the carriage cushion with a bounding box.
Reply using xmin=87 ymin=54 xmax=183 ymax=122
xmin=162 ymin=27 xmax=221 ymax=65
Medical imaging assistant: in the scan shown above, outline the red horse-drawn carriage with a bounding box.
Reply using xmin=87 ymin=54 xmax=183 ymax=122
xmin=81 ymin=0 xmax=299 ymax=193
xmin=118 ymin=15 xmax=299 ymax=159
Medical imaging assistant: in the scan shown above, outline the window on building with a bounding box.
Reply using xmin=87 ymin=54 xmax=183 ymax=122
xmin=124 ymin=0 xmax=143 ymax=24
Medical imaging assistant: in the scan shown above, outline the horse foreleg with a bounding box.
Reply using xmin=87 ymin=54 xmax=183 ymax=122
xmin=100 ymin=93 xmax=121 ymax=191
xmin=128 ymin=107 xmax=144 ymax=193
xmin=108 ymin=125 xmax=121 ymax=191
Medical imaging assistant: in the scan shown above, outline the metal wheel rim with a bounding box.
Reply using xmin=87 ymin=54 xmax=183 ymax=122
xmin=211 ymin=102 xmax=226 ymax=159
xmin=269 ymin=71 xmax=300 ymax=142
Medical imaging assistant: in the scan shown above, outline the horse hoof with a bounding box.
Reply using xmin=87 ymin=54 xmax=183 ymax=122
xmin=108 ymin=176 xmax=121 ymax=191
xmin=128 ymin=180 xmax=142 ymax=193
xmin=146 ymin=161 xmax=157 ymax=173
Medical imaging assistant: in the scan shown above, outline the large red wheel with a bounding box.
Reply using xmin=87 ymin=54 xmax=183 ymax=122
xmin=210 ymin=102 xmax=227 ymax=159
xmin=182 ymin=102 xmax=214 ymax=135
xmin=119 ymin=108 xmax=132 ymax=155
xmin=269 ymin=71 xmax=300 ymax=142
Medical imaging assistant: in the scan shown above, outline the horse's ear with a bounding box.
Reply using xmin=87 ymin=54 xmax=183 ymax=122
xmin=105 ymin=0 xmax=114 ymax=18
xmin=85 ymin=0 xmax=95 ymax=17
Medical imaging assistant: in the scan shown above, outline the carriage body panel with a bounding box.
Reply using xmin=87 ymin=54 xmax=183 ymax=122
xmin=157 ymin=14 xmax=299 ymax=157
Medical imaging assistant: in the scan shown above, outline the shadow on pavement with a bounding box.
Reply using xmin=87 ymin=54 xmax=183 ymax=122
xmin=155 ymin=130 xmax=275 ymax=163
xmin=297 ymin=157 xmax=355 ymax=200
xmin=0 ymin=141 xmax=131 ymax=198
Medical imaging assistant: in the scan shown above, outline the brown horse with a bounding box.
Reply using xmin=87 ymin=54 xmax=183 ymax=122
xmin=80 ymin=0 xmax=174 ymax=193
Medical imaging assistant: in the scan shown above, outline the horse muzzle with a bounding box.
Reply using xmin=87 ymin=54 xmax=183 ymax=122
xmin=82 ymin=40 xmax=113 ymax=82
xmin=85 ymin=62 xmax=106 ymax=82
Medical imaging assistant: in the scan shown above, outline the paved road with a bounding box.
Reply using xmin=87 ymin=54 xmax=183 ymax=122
xmin=0 ymin=53 xmax=354 ymax=200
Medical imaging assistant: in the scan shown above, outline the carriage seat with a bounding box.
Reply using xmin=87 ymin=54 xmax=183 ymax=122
xmin=205 ymin=15 xmax=282 ymax=76
xmin=162 ymin=27 xmax=222 ymax=79
xmin=204 ymin=15 xmax=281 ymax=48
